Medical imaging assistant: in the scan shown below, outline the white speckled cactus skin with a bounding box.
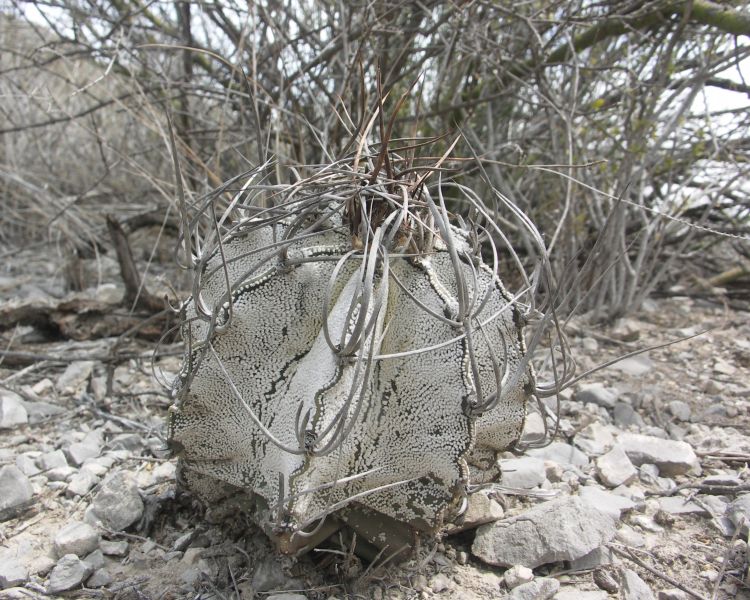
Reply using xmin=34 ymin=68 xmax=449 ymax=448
xmin=167 ymin=167 xmax=536 ymax=555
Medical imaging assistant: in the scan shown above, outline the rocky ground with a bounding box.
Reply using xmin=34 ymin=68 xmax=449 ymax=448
xmin=0 ymin=245 xmax=749 ymax=600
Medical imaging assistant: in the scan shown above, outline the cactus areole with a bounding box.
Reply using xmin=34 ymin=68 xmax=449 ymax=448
xmin=167 ymin=162 xmax=535 ymax=557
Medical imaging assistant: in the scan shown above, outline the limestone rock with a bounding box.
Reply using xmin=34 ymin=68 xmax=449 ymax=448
xmin=429 ymin=573 xmax=452 ymax=593
xmin=613 ymin=402 xmax=645 ymax=429
xmin=657 ymin=590 xmax=688 ymax=600
xmin=87 ymin=568 xmax=113 ymax=588
xmin=667 ymin=400 xmax=691 ymax=422
xmin=0 ymin=559 xmax=28 ymax=590
xmin=472 ymin=496 xmax=617 ymax=568
xmin=37 ymin=449 xmax=68 ymax=471
xmin=575 ymin=384 xmax=618 ymax=409
xmin=507 ymin=577 xmax=559 ymax=600
xmin=616 ymin=433 xmax=700 ymax=476
xmin=727 ymin=494 xmax=750 ymax=535
xmin=15 ymin=455 xmax=40 ymax=477
xmin=46 ymin=554 xmax=92 ymax=594
xmin=555 ymin=591 xmax=609 ymax=600
xmin=574 ymin=423 xmax=615 ymax=456
xmin=54 ymin=521 xmax=100 ymax=558
xmin=56 ymin=361 xmax=95 ymax=395
xmin=100 ymin=539 xmax=129 ymax=556
xmin=452 ymin=491 xmax=504 ymax=532
xmin=526 ymin=442 xmax=589 ymax=467
xmin=0 ymin=465 xmax=34 ymax=521
xmin=0 ymin=391 xmax=28 ymax=429
xmin=579 ymin=486 xmax=635 ymax=518
xmin=86 ymin=471 xmax=143 ymax=531
xmin=503 ymin=565 xmax=533 ymax=589
xmin=520 ymin=412 xmax=546 ymax=445
xmin=612 ymin=355 xmax=653 ymax=376
xmin=500 ymin=457 xmax=546 ymax=489
xmin=597 ymin=446 xmax=637 ymax=488
xmin=66 ymin=469 xmax=99 ymax=497
xmin=569 ymin=545 xmax=614 ymax=570
xmin=621 ymin=568 xmax=655 ymax=600
xmin=657 ymin=496 xmax=708 ymax=516
xmin=66 ymin=431 xmax=103 ymax=466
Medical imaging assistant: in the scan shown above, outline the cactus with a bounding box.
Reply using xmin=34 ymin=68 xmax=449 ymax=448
xmin=166 ymin=147 xmax=553 ymax=557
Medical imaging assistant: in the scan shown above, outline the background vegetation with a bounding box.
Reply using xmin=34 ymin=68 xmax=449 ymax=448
xmin=2 ymin=0 xmax=749 ymax=320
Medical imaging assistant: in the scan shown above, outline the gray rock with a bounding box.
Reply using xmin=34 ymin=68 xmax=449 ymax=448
xmin=56 ymin=361 xmax=95 ymax=395
xmin=252 ymin=556 xmax=294 ymax=592
xmin=579 ymin=486 xmax=635 ymax=518
xmin=110 ymin=433 xmax=144 ymax=451
xmin=67 ymin=432 xmax=103 ymax=466
xmin=667 ymin=400 xmax=691 ymax=422
xmin=266 ymin=595 xmax=308 ymax=600
xmin=46 ymin=466 xmax=76 ymax=482
xmin=657 ymin=589 xmax=688 ymax=600
xmin=54 ymin=521 xmax=100 ymax=558
xmin=611 ymin=484 xmax=644 ymax=503
xmin=568 ymin=545 xmax=614 ymax=570
xmin=500 ymin=457 xmax=546 ymax=489
xmin=99 ymin=540 xmax=129 ymax=556
xmin=96 ymin=283 xmax=123 ymax=304
xmin=429 ymin=573 xmax=452 ymax=593
xmin=699 ymin=495 xmax=728 ymax=518
xmin=613 ymin=402 xmax=645 ymax=429
xmin=575 ymin=384 xmax=618 ymax=409
xmin=702 ymin=473 xmax=742 ymax=487
xmin=727 ymin=494 xmax=750 ymax=535
xmin=582 ymin=337 xmax=599 ymax=351
xmin=612 ymin=355 xmax=653 ymax=376
xmin=617 ymin=433 xmax=700 ymax=476
xmin=21 ymin=400 xmax=64 ymax=424
xmin=0 ymin=391 xmax=28 ymax=429
xmin=616 ymin=525 xmax=646 ymax=547
xmin=172 ymin=531 xmax=195 ymax=552
xmin=596 ymin=446 xmax=637 ymax=488
xmin=66 ymin=469 xmax=99 ymax=497
xmin=87 ymin=568 xmax=113 ymax=588
xmin=621 ymin=568 xmax=655 ymax=600
xmin=472 ymin=496 xmax=617 ymax=568
xmin=508 ymin=577 xmax=559 ymax=600
xmin=46 ymin=554 xmax=93 ymax=594
xmin=37 ymin=449 xmax=68 ymax=471
xmin=456 ymin=491 xmax=504 ymax=531
xmin=527 ymin=442 xmax=589 ymax=468
xmin=80 ymin=459 xmax=109 ymax=478
xmin=86 ymin=471 xmax=143 ymax=531
xmin=504 ymin=565 xmax=533 ymax=589
xmin=0 ymin=559 xmax=28 ymax=590
xmin=574 ymin=423 xmax=615 ymax=456
xmin=521 ymin=412 xmax=546 ymax=444
xmin=83 ymin=549 xmax=105 ymax=571
xmin=0 ymin=465 xmax=34 ymax=520
xmin=629 ymin=515 xmax=663 ymax=533
xmin=15 ymin=454 xmax=40 ymax=477
xmin=555 ymin=591 xmax=609 ymax=600
xmin=657 ymin=496 xmax=708 ymax=516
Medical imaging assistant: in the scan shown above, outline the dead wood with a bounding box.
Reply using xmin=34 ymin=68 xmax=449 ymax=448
xmin=106 ymin=214 xmax=165 ymax=313
xmin=0 ymin=297 xmax=167 ymax=343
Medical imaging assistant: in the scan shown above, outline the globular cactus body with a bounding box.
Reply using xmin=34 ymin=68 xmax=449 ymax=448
xmin=168 ymin=168 xmax=536 ymax=556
